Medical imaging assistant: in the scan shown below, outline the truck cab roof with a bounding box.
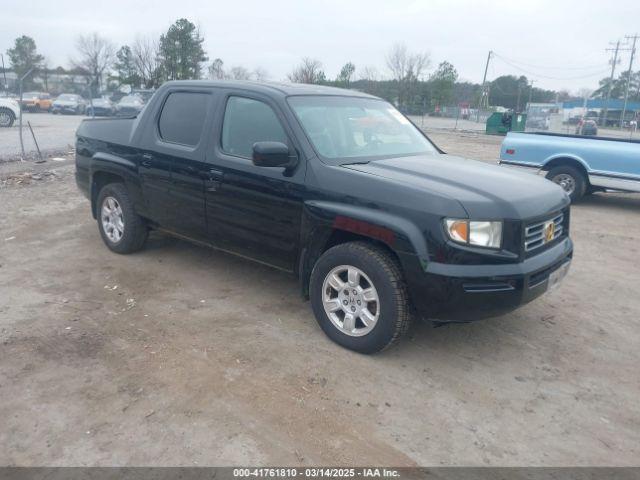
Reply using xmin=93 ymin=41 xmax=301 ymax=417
xmin=162 ymin=80 xmax=378 ymax=99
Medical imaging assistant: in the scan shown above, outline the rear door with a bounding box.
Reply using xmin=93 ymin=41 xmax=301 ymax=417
xmin=139 ymin=88 xmax=216 ymax=239
xmin=205 ymin=92 xmax=307 ymax=271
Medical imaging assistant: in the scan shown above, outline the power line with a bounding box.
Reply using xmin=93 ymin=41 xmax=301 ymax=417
xmin=492 ymin=53 xmax=610 ymax=80
xmin=493 ymin=52 xmax=607 ymax=71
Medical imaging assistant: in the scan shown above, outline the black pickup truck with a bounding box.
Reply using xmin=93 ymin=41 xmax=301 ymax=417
xmin=76 ymin=80 xmax=573 ymax=353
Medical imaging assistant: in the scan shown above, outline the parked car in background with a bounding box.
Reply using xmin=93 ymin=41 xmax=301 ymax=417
xmin=51 ymin=94 xmax=87 ymax=115
xmin=526 ymin=116 xmax=550 ymax=130
xmin=567 ymin=115 xmax=582 ymax=125
xmin=20 ymin=92 xmax=53 ymax=112
xmin=0 ymin=97 xmax=20 ymax=127
xmin=500 ymin=131 xmax=640 ymax=201
xmin=86 ymin=97 xmax=115 ymax=117
xmin=115 ymin=94 xmax=145 ymax=116
xmin=576 ymin=119 xmax=597 ymax=136
xmin=131 ymin=89 xmax=155 ymax=103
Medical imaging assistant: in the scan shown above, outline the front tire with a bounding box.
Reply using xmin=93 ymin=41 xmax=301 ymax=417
xmin=97 ymin=183 xmax=148 ymax=254
xmin=546 ymin=165 xmax=586 ymax=202
xmin=309 ymin=242 xmax=412 ymax=354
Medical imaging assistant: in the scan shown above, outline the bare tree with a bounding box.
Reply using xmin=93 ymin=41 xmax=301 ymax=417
xmin=359 ymin=65 xmax=380 ymax=82
xmin=229 ymin=65 xmax=252 ymax=80
xmin=208 ymin=58 xmax=226 ymax=79
xmin=207 ymin=60 xmax=268 ymax=82
xmin=386 ymin=43 xmax=429 ymax=82
xmin=287 ymin=57 xmax=325 ymax=84
xmin=71 ymin=33 xmax=115 ymax=94
xmin=132 ymin=36 xmax=160 ymax=88
xmin=385 ymin=43 xmax=430 ymax=108
xmin=252 ymin=66 xmax=269 ymax=82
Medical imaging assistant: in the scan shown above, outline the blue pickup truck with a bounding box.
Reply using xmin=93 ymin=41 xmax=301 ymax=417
xmin=499 ymin=132 xmax=640 ymax=201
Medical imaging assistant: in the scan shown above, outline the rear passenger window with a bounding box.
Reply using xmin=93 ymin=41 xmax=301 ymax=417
xmin=158 ymin=92 xmax=209 ymax=146
xmin=221 ymin=96 xmax=288 ymax=158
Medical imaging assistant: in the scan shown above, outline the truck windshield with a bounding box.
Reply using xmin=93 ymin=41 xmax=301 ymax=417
xmin=288 ymin=95 xmax=437 ymax=163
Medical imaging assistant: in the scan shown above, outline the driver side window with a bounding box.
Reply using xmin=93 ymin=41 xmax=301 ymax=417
xmin=221 ymin=96 xmax=288 ymax=158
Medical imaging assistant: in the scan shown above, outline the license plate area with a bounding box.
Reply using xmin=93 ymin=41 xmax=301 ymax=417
xmin=547 ymin=260 xmax=571 ymax=292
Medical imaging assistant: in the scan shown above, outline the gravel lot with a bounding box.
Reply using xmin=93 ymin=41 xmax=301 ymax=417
xmin=0 ymin=128 xmax=639 ymax=466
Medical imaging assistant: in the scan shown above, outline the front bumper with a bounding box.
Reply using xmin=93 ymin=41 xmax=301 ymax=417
xmin=400 ymin=237 xmax=573 ymax=322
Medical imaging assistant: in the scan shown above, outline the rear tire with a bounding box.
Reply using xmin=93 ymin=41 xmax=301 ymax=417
xmin=546 ymin=165 xmax=586 ymax=202
xmin=309 ymin=241 xmax=412 ymax=354
xmin=97 ymin=183 xmax=148 ymax=254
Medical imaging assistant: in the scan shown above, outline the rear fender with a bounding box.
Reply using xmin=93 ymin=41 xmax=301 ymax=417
xmin=89 ymin=152 xmax=141 ymax=217
xmin=541 ymin=153 xmax=590 ymax=172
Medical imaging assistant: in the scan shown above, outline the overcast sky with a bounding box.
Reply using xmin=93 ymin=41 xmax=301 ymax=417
xmin=2 ymin=0 xmax=639 ymax=91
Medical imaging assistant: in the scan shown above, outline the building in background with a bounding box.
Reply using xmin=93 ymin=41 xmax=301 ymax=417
xmin=561 ymin=99 xmax=640 ymax=128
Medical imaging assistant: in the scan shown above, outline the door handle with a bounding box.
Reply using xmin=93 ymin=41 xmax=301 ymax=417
xmin=140 ymin=153 xmax=153 ymax=168
xmin=205 ymin=168 xmax=224 ymax=192
xmin=208 ymin=168 xmax=224 ymax=180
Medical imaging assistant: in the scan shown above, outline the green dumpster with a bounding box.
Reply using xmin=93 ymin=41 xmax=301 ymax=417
xmin=486 ymin=112 xmax=527 ymax=135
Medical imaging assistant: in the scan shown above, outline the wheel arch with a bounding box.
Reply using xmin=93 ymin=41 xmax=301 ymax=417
xmin=298 ymin=201 xmax=427 ymax=298
xmin=91 ymin=171 xmax=125 ymax=218
xmin=89 ymin=153 xmax=138 ymax=218
xmin=542 ymin=155 xmax=590 ymax=177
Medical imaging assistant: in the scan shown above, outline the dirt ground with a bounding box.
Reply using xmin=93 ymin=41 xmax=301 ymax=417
xmin=1 ymin=130 xmax=639 ymax=466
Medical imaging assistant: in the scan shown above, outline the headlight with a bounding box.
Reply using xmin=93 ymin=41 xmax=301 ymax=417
xmin=444 ymin=219 xmax=502 ymax=249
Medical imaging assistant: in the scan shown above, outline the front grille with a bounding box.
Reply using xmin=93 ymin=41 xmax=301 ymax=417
xmin=524 ymin=213 xmax=564 ymax=252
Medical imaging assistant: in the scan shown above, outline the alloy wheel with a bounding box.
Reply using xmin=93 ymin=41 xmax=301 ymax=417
xmin=321 ymin=265 xmax=380 ymax=337
xmin=101 ymin=196 xmax=125 ymax=243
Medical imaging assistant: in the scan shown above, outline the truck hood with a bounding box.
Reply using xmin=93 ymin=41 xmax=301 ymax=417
xmin=342 ymin=153 xmax=569 ymax=219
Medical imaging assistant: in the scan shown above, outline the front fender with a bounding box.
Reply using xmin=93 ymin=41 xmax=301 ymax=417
xmin=297 ymin=200 xmax=429 ymax=297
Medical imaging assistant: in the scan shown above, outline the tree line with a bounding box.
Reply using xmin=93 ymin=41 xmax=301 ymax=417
xmin=4 ymin=18 xmax=637 ymax=113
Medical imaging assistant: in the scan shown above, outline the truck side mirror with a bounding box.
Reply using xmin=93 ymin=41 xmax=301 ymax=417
xmin=252 ymin=141 xmax=297 ymax=169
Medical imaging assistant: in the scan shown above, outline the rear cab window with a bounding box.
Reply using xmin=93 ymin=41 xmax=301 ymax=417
xmin=158 ymin=91 xmax=209 ymax=146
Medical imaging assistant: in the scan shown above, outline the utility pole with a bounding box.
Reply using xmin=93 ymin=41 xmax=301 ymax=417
xmin=476 ymin=50 xmax=492 ymax=122
xmin=603 ymin=40 xmax=622 ymax=127
xmin=528 ymin=80 xmax=536 ymax=108
xmin=0 ymin=54 xmax=7 ymax=92
xmin=620 ymin=34 xmax=639 ymax=129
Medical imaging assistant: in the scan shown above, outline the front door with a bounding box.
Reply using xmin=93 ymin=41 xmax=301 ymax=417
xmin=205 ymin=94 xmax=306 ymax=271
